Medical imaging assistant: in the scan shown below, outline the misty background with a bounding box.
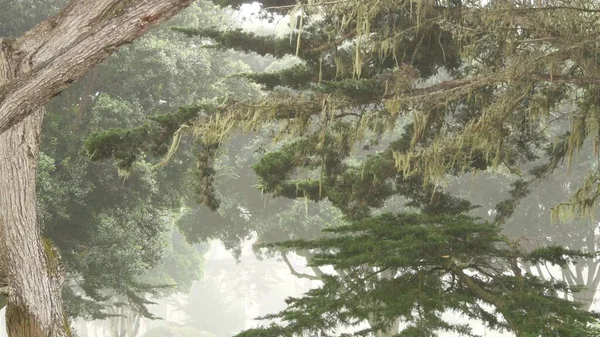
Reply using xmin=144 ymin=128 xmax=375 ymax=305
xmin=1 ymin=1 xmax=599 ymax=336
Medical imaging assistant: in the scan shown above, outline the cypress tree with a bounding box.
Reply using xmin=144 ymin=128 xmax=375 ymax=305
xmin=86 ymin=0 xmax=600 ymax=335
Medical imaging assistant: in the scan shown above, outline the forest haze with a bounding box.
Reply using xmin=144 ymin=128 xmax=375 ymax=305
xmin=3 ymin=0 xmax=600 ymax=337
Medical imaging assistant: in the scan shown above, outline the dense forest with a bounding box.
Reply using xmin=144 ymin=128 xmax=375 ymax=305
xmin=3 ymin=0 xmax=600 ymax=337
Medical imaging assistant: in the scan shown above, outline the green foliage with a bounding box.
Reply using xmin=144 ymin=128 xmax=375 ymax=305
xmin=526 ymin=246 xmax=595 ymax=268
xmin=236 ymin=64 xmax=315 ymax=90
xmin=35 ymin=1 xmax=257 ymax=319
xmin=65 ymin=0 xmax=600 ymax=335
xmin=83 ymin=105 xmax=202 ymax=174
xmin=248 ymin=213 xmax=599 ymax=337
xmin=174 ymin=27 xmax=302 ymax=59
xmin=0 ymin=0 xmax=65 ymax=37
xmin=168 ymin=0 xmax=600 ymax=336
xmin=252 ymin=124 xmax=477 ymax=221
xmin=137 ymin=229 xmax=205 ymax=295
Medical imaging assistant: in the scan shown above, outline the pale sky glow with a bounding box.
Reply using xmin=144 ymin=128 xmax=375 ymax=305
xmin=238 ymin=2 xmax=292 ymax=37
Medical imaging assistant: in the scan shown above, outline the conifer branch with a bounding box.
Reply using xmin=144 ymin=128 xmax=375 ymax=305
xmin=455 ymin=269 xmax=504 ymax=309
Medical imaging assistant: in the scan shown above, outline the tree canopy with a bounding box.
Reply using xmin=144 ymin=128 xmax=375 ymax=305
xmin=84 ymin=0 xmax=600 ymax=336
xmin=8 ymin=0 xmax=256 ymax=322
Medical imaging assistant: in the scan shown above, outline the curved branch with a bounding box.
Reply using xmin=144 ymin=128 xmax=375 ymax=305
xmin=281 ymin=252 xmax=321 ymax=280
xmin=0 ymin=0 xmax=194 ymax=135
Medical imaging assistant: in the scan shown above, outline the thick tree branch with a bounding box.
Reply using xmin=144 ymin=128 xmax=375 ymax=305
xmin=0 ymin=0 xmax=194 ymax=135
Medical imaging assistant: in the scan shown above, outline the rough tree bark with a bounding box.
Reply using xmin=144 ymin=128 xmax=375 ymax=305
xmin=0 ymin=0 xmax=193 ymax=336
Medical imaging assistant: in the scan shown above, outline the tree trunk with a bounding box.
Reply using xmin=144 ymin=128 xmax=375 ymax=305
xmin=558 ymin=227 xmax=600 ymax=311
xmin=0 ymin=113 xmax=63 ymax=336
xmin=131 ymin=315 xmax=141 ymax=337
xmin=374 ymin=318 xmax=400 ymax=337
xmin=0 ymin=1 xmax=193 ymax=336
xmin=0 ymin=39 xmax=65 ymax=335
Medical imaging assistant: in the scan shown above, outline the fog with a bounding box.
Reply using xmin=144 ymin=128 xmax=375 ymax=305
xmin=0 ymin=240 xmax=517 ymax=337
xmin=2 ymin=0 xmax=600 ymax=336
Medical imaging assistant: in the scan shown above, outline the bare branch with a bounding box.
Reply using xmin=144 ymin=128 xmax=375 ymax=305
xmin=281 ymin=252 xmax=321 ymax=280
